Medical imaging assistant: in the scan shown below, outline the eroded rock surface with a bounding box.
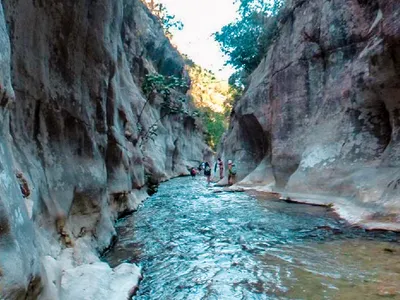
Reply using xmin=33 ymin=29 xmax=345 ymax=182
xmin=221 ymin=0 xmax=400 ymax=226
xmin=0 ymin=0 xmax=210 ymax=298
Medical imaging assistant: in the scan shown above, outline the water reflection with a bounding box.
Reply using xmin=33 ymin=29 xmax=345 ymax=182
xmin=103 ymin=177 xmax=400 ymax=299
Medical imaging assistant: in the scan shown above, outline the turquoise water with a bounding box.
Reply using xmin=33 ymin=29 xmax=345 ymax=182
xmin=104 ymin=177 xmax=400 ymax=299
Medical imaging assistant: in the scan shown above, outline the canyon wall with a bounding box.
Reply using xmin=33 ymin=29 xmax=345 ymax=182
xmin=0 ymin=0 xmax=209 ymax=298
xmin=221 ymin=0 xmax=400 ymax=226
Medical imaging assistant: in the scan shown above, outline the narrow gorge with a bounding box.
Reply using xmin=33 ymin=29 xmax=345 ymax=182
xmin=0 ymin=0 xmax=399 ymax=299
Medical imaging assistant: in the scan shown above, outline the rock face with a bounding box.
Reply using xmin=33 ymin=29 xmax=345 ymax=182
xmin=221 ymin=0 xmax=400 ymax=224
xmin=0 ymin=0 xmax=209 ymax=298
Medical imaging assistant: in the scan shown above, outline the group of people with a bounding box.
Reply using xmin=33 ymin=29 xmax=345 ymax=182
xmin=190 ymin=158 xmax=237 ymax=185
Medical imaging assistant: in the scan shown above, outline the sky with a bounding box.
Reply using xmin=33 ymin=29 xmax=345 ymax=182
xmin=159 ymin=0 xmax=239 ymax=80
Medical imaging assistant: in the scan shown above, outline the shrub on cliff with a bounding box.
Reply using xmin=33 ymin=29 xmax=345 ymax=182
xmin=138 ymin=74 xmax=189 ymax=146
xmin=141 ymin=0 xmax=184 ymax=38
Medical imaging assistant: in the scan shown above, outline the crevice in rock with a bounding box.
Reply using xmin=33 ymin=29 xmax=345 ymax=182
xmin=238 ymin=114 xmax=269 ymax=165
xmin=24 ymin=275 xmax=42 ymax=300
xmin=33 ymin=100 xmax=41 ymax=142
xmin=64 ymin=189 xmax=103 ymax=246
xmin=145 ymin=173 xmax=159 ymax=196
xmin=377 ymin=101 xmax=392 ymax=154
xmin=172 ymin=138 xmax=179 ymax=173
xmin=110 ymin=192 xmax=138 ymax=219
xmin=272 ymin=156 xmax=300 ymax=189
xmin=271 ymin=61 xmax=294 ymax=78
xmin=0 ymin=216 xmax=10 ymax=236
xmin=389 ymin=43 xmax=400 ymax=77
xmin=99 ymin=234 xmax=118 ymax=258
xmin=0 ymin=89 xmax=9 ymax=107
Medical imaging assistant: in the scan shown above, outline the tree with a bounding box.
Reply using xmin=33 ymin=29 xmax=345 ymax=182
xmin=142 ymin=0 xmax=184 ymax=38
xmin=185 ymin=59 xmax=241 ymax=150
xmin=201 ymin=108 xmax=227 ymax=150
xmin=214 ymin=14 xmax=265 ymax=73
xmin=237 ymin=0 xmax=283 ymax=16
xmin=159 ymin=8 xmax=184 ymax=38
xmin=214 ymin=0 xmax=284 ymax=83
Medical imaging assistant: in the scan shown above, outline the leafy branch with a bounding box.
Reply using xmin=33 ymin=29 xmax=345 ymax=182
xmin=138 ymin=73 xmax=188 ymax=122
xmin=142 ymin=1 xmax=184 ymax=38
xmin=138 ymin=74 xmax=189 ymax=147
xmin=214 ymin=0 xmax=285 ymax=87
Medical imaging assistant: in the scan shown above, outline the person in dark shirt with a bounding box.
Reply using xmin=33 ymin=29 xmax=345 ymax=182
xmin=204 ymin=162 xmax=212 ymax=184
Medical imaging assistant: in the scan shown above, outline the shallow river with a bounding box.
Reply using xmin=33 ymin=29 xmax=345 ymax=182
xmin=104 ymin=177 xmax=400 ymax=299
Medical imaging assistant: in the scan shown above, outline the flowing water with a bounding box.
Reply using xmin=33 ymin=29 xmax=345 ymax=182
xmin=104 ymin=177 xmax=400 ymax=299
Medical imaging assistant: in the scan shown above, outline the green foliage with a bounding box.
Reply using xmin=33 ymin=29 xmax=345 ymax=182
xmin=187 ymin=61 xmax=237 ymax=114
xmin=214 ymin=0 xmax=284 ymax=81
xmin=224 ymin=84 xmax=243 ymax=115
xmin=140 ymin=95 xmax=187 ymax=145
xmin=160 ymin=12 xmax=184 ymax=37
xmin=214 ymin=14 xmax=265 ymax=72
xmin=199 ymin=108 xmax=228 ymax=151
xmin=237 ymin=0 xmax=283 ymax=16
xmin=144 ymin=1 xmax=184 ymax=38
xmin=228 ymin=70 xmax=246 ymax=92
xmin=160 ymin=96 xmax=187 ymax=115
xmin=139 ymin=74 xmax=189 ymax=146
xmin=142 ymin=74 xmax=188 ymax=99
xmin=191 ymin=110 xmax=201 ymax=118
xmin=184 ymin=57 xmax=244 ymax=150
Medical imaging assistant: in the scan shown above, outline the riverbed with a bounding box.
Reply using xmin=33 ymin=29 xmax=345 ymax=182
xmin=104 ymin=177 xmax=400 ymax=299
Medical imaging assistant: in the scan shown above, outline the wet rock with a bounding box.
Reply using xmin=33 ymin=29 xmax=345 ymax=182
xmin=383 ymin=248 xmax=395 ymax=253
xmin=220 ymin=0 xmax=400 ymax=225
xmin=376 ymin=285 xmax=399 ymax=297
xmin=224 ymin=186 xmax=245 ymax=193
xmin=315 ymin=225 xmax=343 ymax=235
xmin=145 ymin=173 xmax=160 ymax=196
xmin=60 ymin=262 xmax=141 ymax=300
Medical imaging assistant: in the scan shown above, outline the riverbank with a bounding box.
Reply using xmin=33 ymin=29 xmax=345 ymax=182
xmin=226 ymin=182 xmax=400 ymax=232
xmin=38 ymin=189 xmax=149 ymax=300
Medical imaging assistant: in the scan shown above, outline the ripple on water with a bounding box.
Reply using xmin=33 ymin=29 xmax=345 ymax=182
xmin=103 ymin=177 xmax=400 ymax=299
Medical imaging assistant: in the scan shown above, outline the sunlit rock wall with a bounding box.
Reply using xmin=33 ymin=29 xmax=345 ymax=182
xmin=0 ymin=0 xmax=210 ymax=298
xmin=221 ymin=0 xmax=400 ymax=219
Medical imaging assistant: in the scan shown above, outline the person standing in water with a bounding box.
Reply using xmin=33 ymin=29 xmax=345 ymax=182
xmin=216 ymin=158 xmax=224 ymax=180
xmin=190 ymin=167 xmax=197 ymax=179
xmin=204 ymin=162 xmax=212 ymax=184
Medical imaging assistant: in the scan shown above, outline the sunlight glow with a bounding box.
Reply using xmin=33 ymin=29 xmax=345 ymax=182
xmin=159 ymin=0 xmax=239 ymax=80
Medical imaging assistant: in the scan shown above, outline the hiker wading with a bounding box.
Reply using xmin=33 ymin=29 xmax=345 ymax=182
xmin=190 ymin=167 xmax=197 ymax=179
xmin=214 ymin=158 xmax=224 ymax=180
xmin=204 ymin=162 xmax=212 ymax=184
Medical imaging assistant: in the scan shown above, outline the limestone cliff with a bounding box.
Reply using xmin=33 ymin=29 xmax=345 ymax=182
xmin=221 ymin=0 xmax=400 ymax=227
xmin=0 ymin=0 xmax=209 ymax=298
